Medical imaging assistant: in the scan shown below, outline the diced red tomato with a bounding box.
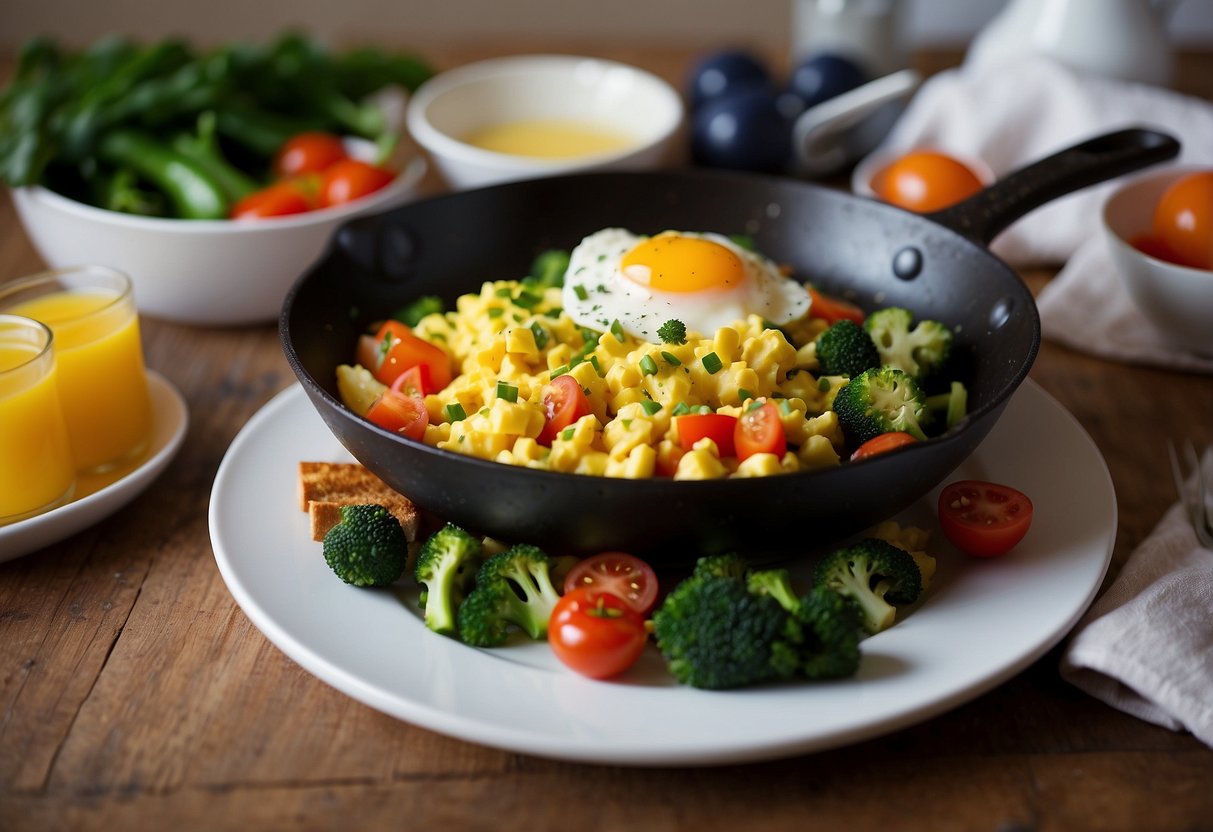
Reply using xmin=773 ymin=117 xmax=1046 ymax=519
xmin=563 ymin=552 xmax=659 ymax=616
xmin=230 ymin=179 xmax=315 ymax=219
xmin=675 ymin=412 xmax=738 ymax=457
xmin=318 ymin=159 xmax=395 ymax=208
xmin=808 ymin=286 xmax=865 ymax=325
xmin=274 ymin=131 xmax=349 ymax=179
xmin=365 ymin=390 xmax=429 ymax=440
xmin=537 ymin=374 xmax=591 ymax=446
xmin=355 ymin=320 xmax=452 ymax=391
xmin=548 ymin=587 xmax=649 ymax=680
xmin=938 ymin=479 xmax=1034 ymax=558
xmin=734 ymin=402 xmax=786 ymax=462
xmin=851 ymin=431 xmax=918 ymax=461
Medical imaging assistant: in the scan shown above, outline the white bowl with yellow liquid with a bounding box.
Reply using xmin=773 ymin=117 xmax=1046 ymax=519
xmin=406 ymin=55 xmax=685 ymax=190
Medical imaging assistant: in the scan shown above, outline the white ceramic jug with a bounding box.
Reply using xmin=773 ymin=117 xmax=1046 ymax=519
xmin=964 ymin=0 xmax=1179 ymax=86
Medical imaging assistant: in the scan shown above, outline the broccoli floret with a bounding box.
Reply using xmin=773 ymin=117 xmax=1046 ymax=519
xmin=814 ymin=538 xmax=923 ymax=635
xmin=393 ymin=294 xmax=445 ymax=327
xmin=795 ymin=587 xmax=863 ymax=679
xmin=413 ymin=522 xmax=485 ymax=637
xmin=652 ymin=573 xmax=801 ymax=689
xmin=832 ymin=366 xmax=929 ymax=445
xmin=864 ymin=307 xmax=953 ymax=380
xmin=457 ymin=544 xmax=561 ymax=646
xmin=746 ymin=568 xmax=801 ymax=612
xmin=321 ymin=504 xmax=409 ymax=587
xmin=658 ymin=319 xmax=687 ymax=345
xmin=692 ymin=552 xmax=750 ymax=580
xmin=525 ymin=249 xmax=571 ymax=289
xmin=815 ymin=319 xmax=880 ymax=378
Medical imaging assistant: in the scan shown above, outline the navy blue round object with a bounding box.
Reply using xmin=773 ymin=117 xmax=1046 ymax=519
xmin=687 ymin=50 xmax=773 ymax=111
xmin=690 ymin=88 xmax=793 ymax=173
xmin=787 ymin=52 xmax=868 ymax=110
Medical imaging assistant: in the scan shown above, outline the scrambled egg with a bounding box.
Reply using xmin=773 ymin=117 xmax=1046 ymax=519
xmin=338 ymin=278 xmax=848 ymax=481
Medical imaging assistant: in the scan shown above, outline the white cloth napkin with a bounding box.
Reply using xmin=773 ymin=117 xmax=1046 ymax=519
xmin=865 ymin=55 xmax=1213 ymax=371
xmin=1059 ymin=448 xmax=1213 ymax=747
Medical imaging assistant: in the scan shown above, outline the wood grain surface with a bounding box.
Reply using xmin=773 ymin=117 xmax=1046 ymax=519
xmin=2 ymin=44 xmax=1212 ymax=832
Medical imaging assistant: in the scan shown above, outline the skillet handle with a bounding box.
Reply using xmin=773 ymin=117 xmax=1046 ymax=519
xmin=925 ymin=127 xmax=1180 ymax=247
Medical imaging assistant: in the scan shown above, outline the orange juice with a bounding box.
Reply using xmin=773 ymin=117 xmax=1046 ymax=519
xmin=3 ymin=270 xmax=152 ymax=474
xmin=0 ymin=317 xmax=75 ymax=524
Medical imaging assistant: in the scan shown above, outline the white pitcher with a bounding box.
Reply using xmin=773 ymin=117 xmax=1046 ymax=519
xmin=964 ymin=0 xmax=1179 ymax=86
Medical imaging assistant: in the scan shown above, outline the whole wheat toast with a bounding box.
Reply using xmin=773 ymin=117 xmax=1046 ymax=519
xmin=298 ymin=461 xmax=420 ymax=542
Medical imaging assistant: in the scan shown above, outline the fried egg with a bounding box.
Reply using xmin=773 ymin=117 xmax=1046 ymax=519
xmin=560 ymin=228 xmax=811 ymax=341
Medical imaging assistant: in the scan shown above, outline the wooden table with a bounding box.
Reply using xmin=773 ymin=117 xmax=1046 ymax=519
xmin=2 ymin=44 xmax=1212 ymax=831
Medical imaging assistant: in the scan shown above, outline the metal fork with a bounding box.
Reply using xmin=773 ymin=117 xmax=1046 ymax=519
xmin=1168 ymin=440 xmax=1213 ymax=549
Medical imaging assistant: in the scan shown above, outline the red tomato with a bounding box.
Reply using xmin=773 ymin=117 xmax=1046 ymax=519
xmin=938 ymin=479 xmax=1034 ymax=558
xmin=675 ymin=412 xmax=738 ymax=457
xmin=537 ymin=375 xmax=592 ymax=446
xmin=355 ymin=320 xmax=453 ymax=390
xmin=274 ymin=132 xmax=348 ymax=179
xmin=734 ymin=402 xmax=786 ymax=461
xmin=390 ymin=364 xmax=433 ymax=398
xmin=548 ymin=587 xmax=648 ymax=680
xmin=230 ymin=180 xmax=314 ymax=219
xmin=318 ymin=159 xmax=395 ymax=208
xmin=871 ymin=150 xmax=985 ymax=213
xmin=563 ymin=552 xmax=659 ymax=616
xmin=808 ymin=286 xmax=865 ymax=325
xmin=851 ymin=431 xmax=918 ymax=461
xmin=365 ymin=390 xmax=429 ymax=440
xmin=1152 ymin=171 xmax=1213 ymax=270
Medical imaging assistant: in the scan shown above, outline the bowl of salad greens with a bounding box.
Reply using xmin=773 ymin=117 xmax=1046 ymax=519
xmin=1 ymin=33 xmax=434 ymax=325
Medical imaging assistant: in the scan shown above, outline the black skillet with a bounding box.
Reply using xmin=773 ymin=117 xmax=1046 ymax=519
xmin=281 ymin=127 xmax=1177 ymax=563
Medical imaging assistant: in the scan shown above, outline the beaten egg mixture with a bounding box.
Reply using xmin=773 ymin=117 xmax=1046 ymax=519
xmin=338 ymin=229 xmax=850 ymax=481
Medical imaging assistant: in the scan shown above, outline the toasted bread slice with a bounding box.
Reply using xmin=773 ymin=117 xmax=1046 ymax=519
xmin=299 ymin=461 xmax=420 ymax=542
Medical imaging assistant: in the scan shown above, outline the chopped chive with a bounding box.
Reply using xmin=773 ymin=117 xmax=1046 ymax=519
xmin=671 ymin=402 xmax=692 ymax=416
xmin=487 ymin=307 xmax=504 ymax=318
xmin=479 ymin=407 xmax=491 ymax=417
xmin=701 ymin=352 xmax=723 ymax=374
xmin=573 ymin=285 xmax=590 ymax=301
xmin=610 ymin=320 xmax=625 ymax=341
xmin=530 ymin=321 xmax=550 ymax=349
xmin=550 ymin=364 xmax=569 ymax=378
xmin=561 ymin=427 xmax=576 ymax=441
xmin=545 ymin=307 xmax=563 ymax=319
xmin=640 ymin=399 xmax=662 ymax=416
xmin=589 ymin=355 xmax=603 ymax=376
xmin=622 ymin=419 xmax=632 ymax=429
xmin=746 ymin=399 xmax=764 ymax=412
xmin=444 ymin=403 xmax=467 ymax=422
xmin=818 ymin=376 xmax=832 ymax=391
xmin=695 ymin=404 xmax=713 ymax=415
xmin=496 ymin=380 xmax=519 ymax=402
xmin=738 ymin=387 xmax=753 ymax=402
xmin=639 ymin=355 xmax=658 ymax=376
xmin=661 ymin=350 xmax=681 ymax=366
xmin=514 ymin=290 xmax=542 ymax=309
xmin=495 ymin=286 xmax=513 ymax=297
xmin=778 ymin=399 xmax=793 ymax=415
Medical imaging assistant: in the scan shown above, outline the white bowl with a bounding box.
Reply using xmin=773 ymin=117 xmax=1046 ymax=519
xmin=11 ymin=151 xmax=426 ymax=327
xmin=1102 ymin=165 xmax=1213 ymax=356
xmin=405 ymin=54 xmax=684 ymax=190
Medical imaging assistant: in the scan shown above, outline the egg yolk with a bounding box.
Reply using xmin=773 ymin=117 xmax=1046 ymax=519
xmin=620 ymin=234 xmax=746 ymax=293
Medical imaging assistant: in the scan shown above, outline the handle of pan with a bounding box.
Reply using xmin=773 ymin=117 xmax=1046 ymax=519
xmin=925 ymin=127 xmax=1180 ymax=248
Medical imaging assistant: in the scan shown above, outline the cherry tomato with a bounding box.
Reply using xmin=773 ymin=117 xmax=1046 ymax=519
xmin=537 ymin=374 xmax=592 ymax=446
xmin=938 ymin=480 xmax=1034 ymax=558
xmin=548 ymin=587 xmax=648 ymax=680
xmin=675 ymin=412 xmax=738 ymax=457
xmin=318 ymin=159 xmax=395 ymax=208
xmin=355 ymin=320 xmax=453 ymax=390
xmin=734 ymin=402 xmax=786 ymax=462
xmin=808 ymin=286 xmax=865 ymax=325
xmin=390 ymin=363 xmax=433 ymax=398
xmin=230 ymin=180 xmax=314 ymax=219
xmin=871 ymin=150 xmax=985 ymax=213
xmin=365 ymin=390 xmax=429 ymax=440
xmin=1151 ymin=170 xmax=1213 ymax=270
xmin=274 ymin=131 xmax=348 ymax=179
xmin=563 ymin=552 xmax=659 ymax=616
xmin=1129 ymin=233 xmax=1184 ymax=264
xmin=851 ymin=431 xmax=918 ymax=461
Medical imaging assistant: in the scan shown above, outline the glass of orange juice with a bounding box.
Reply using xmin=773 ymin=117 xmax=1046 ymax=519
xmin=0 ymin=266 xmax=153 ymax=474
xmin=0 ymin=314 xmax=76 ymax=525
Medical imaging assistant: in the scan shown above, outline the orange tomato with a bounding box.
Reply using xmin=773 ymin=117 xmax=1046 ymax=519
xmin=1151 ymin=171 xmax=1213 ymax=270
xmin=871 ymin=150 xmax=985 ymax=213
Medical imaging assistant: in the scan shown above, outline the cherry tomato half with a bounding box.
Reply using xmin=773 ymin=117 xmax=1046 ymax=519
xmin=563 ymin=552 xmax=659 ymax=616
xmin=538 ymin=374 xmax=592 ymax=446
xmin=356 ymin=320 xmax=453 ymax=391
xmin=1151 ymin=170 xmax=1213 ymax=270
xmin=230 ymin=179 xmax=314 ymax=219
xmin=871 ymin=150 xmax=985 ymax=213
xmin=808 ymin=286 xmax=865 ymax=325
xmin=274 ymin=131 xmax=348 ymax=179
xmin=675 ymin=412 xmax=738 ymax=457
xmin=318 ymin=159 xmax=395 ymax=208
xmin=548 ymin=587 xmax=648 ymax=680
xmin=851 ymin=431 xmax=918 ymax=461
xmin=390 ymin=363 xmax=433 ymax=398
xmin=938 ymin=479 xmax=1034 ymax=558
xmin=365 ymin=390 xmax=429 ymax=440
xmin=735 ymin=402 xmax=786 ymax=462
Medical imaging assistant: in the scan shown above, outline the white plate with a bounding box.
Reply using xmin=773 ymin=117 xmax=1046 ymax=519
xmin=1 ymin=371 xmax=188 ymax=562
xmin=209 ymin=379 xmax=1115 ymax=766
